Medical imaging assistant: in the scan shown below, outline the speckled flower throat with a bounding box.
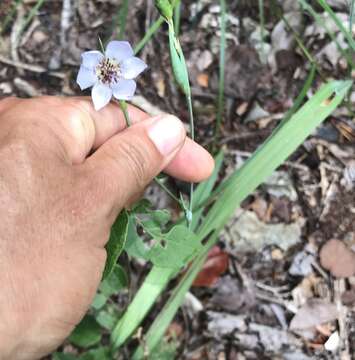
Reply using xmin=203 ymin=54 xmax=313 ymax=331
xmin=96 ymin=58 xmax=121 ymax=85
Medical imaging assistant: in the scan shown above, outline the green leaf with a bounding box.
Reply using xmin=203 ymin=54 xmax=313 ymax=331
xmin=103 ymin=210 xmax=129 ymax=279
xmin=69 ymin=315 xmax=102 ymax=348
xmin=99 ymin=264 xmax=128 ymax=298
xmin=96 ymin=307 xmax=120 ymax=331
xmin=91 ymin=293 xmax=107 ymax=311
xmin=78 ymin=347 xmax=110 ymax=360
xmin=147 ymin=225 xmax=202 ymax=268
xmin=124 ymin=216 xmax=150 ymax=260
xmin=120 ymin=80 xmax=352 ymax=355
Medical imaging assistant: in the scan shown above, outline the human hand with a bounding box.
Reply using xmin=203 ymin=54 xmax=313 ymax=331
xmin=0 ymin=97 xmax=214 ymax=360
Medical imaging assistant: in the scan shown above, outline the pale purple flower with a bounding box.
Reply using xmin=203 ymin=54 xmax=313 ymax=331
xmin=77 ymin=41 xmax=147 ymax=111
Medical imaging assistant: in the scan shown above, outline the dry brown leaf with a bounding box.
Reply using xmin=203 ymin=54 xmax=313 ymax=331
xmin=289 ymin=299 xmax=338 ymax=331
xmin=320 ymin=239 xmax=355 ymax=278
xmin=193 ymin=246 xmax=229 ymax=287
xmin=197 ymin=73 xmax=209 ymax=88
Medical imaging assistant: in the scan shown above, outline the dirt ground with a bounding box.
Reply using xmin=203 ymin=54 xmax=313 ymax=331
xmin=0 ymin=0 xmax=354 ymax=359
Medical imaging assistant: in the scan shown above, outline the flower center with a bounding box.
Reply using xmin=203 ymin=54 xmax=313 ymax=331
xmin=96 ymin=58 xmax=121 ymax=85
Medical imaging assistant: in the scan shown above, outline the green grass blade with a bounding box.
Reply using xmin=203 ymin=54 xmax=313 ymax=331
xmin=316 ymin=0 xmax=355 ymax=51
xmin=280 ymin=64 xmax=316 ymax=125
xmin=132 ymin=80 xmax=351 ymax=358
xmin=199 ymin=80 xmax=352 ymax=238
xmin=111 ymin=266 xmax=173 ymax=348
xmin=111 ymin=80 xmax=351 ymax=352
xmin=190 ymin=152 xmax=224 ymax=231
xmin=110 ymin=152 xmax=222 ymax=348
xmin=298 ymin=0 xmax=354 ymax=67
xmin=20 ymin=0 xmax=46 ymax=35
xmin=131 ymin=232 xmax=219 ymax=360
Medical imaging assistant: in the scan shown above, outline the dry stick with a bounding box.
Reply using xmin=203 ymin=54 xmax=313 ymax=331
xmin=0 ymin=54 xmax=65 ymax=78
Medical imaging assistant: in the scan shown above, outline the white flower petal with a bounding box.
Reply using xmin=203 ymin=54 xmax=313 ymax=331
xmin=105 ymin=41 xmax=133 ymax=63
xmin=81 ymin=51 xmax=104 ymax=69
xmin=92 ymin=83 xmax=113 ymax=111
xmin=112 ymin=79 xmax=136 ymax=100
xmin=121 ymin=57 xmax=147 ymax=79
xmin=76 ymin=66 xmax=97 ymax=90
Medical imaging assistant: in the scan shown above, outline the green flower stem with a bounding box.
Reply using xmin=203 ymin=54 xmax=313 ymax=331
xmin=154 ymin=177 xmax=181 ymax=204
xmin=119 ymin=100 xmax=131 ymax=126
xmin=186 ymin=95 xmax=194 ymax=226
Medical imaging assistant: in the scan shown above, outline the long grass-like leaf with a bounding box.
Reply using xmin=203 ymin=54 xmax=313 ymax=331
xmin=316 ymin=0 xmax=355 ymax=51
xmin=111 ymin=80 xmax=351 ymax=353
xmin=131 ymin=80 xmax=351 ymax=358
xmin=298 ymin=0 xmax=354 ymax=68
xmin=110 ymin=153 xmax=223 ymax=348
xmin=198 ymin=80 xmax=352 ymax=238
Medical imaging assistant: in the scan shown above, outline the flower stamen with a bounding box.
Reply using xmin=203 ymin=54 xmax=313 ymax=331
xmin=96 ymin=58 xmax=121 ymax=85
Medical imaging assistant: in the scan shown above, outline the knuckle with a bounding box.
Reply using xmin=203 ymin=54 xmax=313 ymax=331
xmin=117 ymin=138 xmax=149 ymax=189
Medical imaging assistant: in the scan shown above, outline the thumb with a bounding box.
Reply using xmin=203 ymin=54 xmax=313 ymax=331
xmin=83 ymin=114 xmax=186 ymax=213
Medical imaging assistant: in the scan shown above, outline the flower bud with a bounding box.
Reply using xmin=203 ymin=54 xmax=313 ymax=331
xmin=155 ymin=0 xmax=173 ymax=20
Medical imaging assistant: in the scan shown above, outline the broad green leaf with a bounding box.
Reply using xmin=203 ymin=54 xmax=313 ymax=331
xmin=78 ymin=347 xmax=110 ymax=360
xmin=103 ymin=210 xmax=129 ymax=279
xmin=69 ymin=315 xmax=102 ymax=348
xmin=96 ymin=307 xmax=120 ymax=331
xmin=100 ymin=264 xmax=128 ymax=298
xmin=147 ymin=225 xmax=202 ymax=268
xmin=91 ymin=293 xmax=107 ymax=311
xmin=126 ymin=80 xmax=352 ymax=356
xmin=124 ymin=216 xmax=150 ymax=259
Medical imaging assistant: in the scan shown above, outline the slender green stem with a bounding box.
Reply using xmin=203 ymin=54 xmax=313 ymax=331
xmin=214 ymin=0 xmax=227 ymax=144
xmin=281 ymin=14 xmax=326 ymax=81
xmin=186 ymin=95 xmax=195 ymax=227
xmin=20 ymin=0 xmax=46 ymax=35
xmin=134 ymin=17 xmax=164 ymax=55
xmin=119 ymin=100 xmax=131 ymax=126
xmin=154 ymin=177 xmax=181 ymax=204
xmin=174 ymin=1 xmax=181 ymax=36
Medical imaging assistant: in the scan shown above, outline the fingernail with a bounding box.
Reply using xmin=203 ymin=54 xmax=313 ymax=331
xmin=148 ymin=115 xmax=185 ymax=156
